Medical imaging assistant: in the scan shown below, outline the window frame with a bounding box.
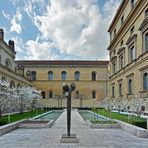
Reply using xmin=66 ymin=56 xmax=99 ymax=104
xmin=92 ymin=91 xmax=96 ymax=99
xmin=41 ymin=91 xmax=45 ymax=98
xmin=91 ymin=71 xmax=96 ymax=81
xmin=75 ymin=71 xmax=80 ymax=81
xmin=143 ymin=72 xmax=148 ymax=91
xmin=61 ymin=71 xmax=67 ymax=81
xmin=129 ymin=45 xmax=135 ymax=62
xmin=128 ymin=79 xmax=133 ymax=94
xmin=145 ymin=32 xmax=148 ymax=52
xmin=48 ymin=71 xmax=54 ymax=80
xmin=49 ymin=91 xmax=53 ymax=99
xmin=31 ymin=71 xmax=37 ymax=81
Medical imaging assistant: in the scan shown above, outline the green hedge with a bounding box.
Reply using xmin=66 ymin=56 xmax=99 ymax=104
xmin=132 ymin=121 xmax=147 ymax=129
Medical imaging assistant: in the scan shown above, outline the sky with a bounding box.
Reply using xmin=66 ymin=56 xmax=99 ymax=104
xmin=0 ymin=0 xmax=121 ymax=60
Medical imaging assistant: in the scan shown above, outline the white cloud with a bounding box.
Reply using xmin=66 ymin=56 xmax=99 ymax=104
xmin=11 ymin=36 xmax=24 ymax=52
xmin=24 ymin=0 xmax=120 ymax=60
xmin=2 ymin=10 xmax=11 ymax=20
xmin=10 ymin=8 xmax=23 ymax=34
xmin=25 ymin=40 xmax=56 ymax=60
xmin=10 ymin=0 xmax=120 ymax=60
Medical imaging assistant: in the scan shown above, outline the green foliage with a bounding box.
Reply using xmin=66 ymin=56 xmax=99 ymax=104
xmin=131 ymin=121 xmax=147 ymax=129
xmin=0 ymin=109 xmax=47 ymax=126
xmin=0 ymin=119 xmax=8 ymax=125
xmin=91 ymin=108 xmax=147 ymax=129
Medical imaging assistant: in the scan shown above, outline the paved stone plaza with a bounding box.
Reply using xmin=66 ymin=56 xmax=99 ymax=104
xmin=0 ymin=110 xmax=148 ymax=148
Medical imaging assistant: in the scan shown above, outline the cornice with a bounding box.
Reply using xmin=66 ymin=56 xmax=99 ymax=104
xmin=107 ymin=0 xmax=146 ymax=51
xmin=117 ymin=47 xmax=125 ymax=55
xmin=126 ymin=34 xmax=137 ymax=45
xmin=0 ymin=63 xmax=31 ymax=85
xmin=21 ymin=64 xmax=108 ymax=68
xmin=111 ymin=56 xmax=117 ymax=62
xmin=138 ymin=17 xmax=148 ymax=32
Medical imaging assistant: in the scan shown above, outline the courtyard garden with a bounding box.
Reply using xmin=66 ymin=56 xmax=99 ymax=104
xmin=91 ymin=108 xmax=147 ymax=129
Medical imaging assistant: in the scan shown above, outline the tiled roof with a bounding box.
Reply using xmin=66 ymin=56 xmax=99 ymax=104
xmin=15 ymin=60 xmax=109 ymax=66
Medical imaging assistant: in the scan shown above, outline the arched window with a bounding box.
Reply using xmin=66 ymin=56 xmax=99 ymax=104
xmin=41 ymin=91 xmax=45 ymax=98
xmin=62 ymin=71 xmax=67 ymax=80
xmin=145 ymin=8 xmax=148 ymax=18
xmin=48 ymin=71 xmax=53 ymax=80
xmin=92 ymin=91 xmax=96 ymax=99
xmin=143 ymin=73 xmax=148 ymax=91
xmin=75 ymin=71 xmax=80 ymax=81
xmin=128 ymin=79 xmax=132 ymax=93
xmin=31 ymin=71 xmax=36 ymax=81
xmin=145 ymin=33 xmax=148 ymax=51
xmin=49 ymin=91 xmax=53 ymax=98
xmin=92 ymin=71 xmax=96 ymax=81
xmin=10 ymin=81 xmax=15 ymax=88
xmin=5 ymin=59 xmax=11 ymax=69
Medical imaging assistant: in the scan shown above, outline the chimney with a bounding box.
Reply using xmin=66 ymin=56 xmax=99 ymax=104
xmin=0 ymin=29 xmax=4 ymax=40
xmin=8 ymin=40 xmax=15 ymax=50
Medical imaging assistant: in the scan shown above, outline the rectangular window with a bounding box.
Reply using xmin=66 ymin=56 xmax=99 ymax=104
xmin=130 ymin=26 xmax=134 ymax=35
xmin=119 ymin=55 xmax=124 ymax=69
xmin=119 ymin=83 xmax=122 ymax=96
xmin=112 ymin=62 xmax=116 ymax=74
xmin=112 ymin=86 xmax=115 ymax=97
xmin=128 ymin=79 xmax=133 ymax=94
xmin=121 ymin=15 xmax=124 ymax=26
xmin=92 ymin=91 xmax=96 ymax=99
xmin=145 ymin=33 xmax=148 ymax=51
xmin=129 ymin=46 xmax=135 ymax=62
xmin=49 ymin=91 xmax=53 ymax=98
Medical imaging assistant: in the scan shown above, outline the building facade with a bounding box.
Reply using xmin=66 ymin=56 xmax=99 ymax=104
xmin=0 ymin=29 xmax=31 ymax=88
xmin=16 ymin=60 xmax=109 ymax=107
xmin=108 ymin=0 xmax=148 ymax=103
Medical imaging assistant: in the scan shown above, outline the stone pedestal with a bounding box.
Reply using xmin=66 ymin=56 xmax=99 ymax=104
xmin=60 ymin=134 xmax=78 ymax=143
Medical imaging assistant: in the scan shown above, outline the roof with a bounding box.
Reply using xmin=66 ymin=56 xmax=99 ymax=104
xmin=15 ymin=60 xmax=109 ymax=66
xmin=0 ymin=38 xmax=16 ymax=54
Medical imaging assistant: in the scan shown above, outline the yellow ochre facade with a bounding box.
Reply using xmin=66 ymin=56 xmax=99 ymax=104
xmin=16 ymin=60 xmax=109 ymax=107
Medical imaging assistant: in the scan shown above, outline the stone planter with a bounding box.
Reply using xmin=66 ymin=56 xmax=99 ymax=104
xmin=19 ymin=120 xmax=54 ymax=128
xmin=86 ymin=120 xmax=120 ymax=128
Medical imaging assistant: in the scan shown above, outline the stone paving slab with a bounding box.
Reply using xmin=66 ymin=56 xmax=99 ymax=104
xmin=0 ymin=110 xmax=148 ymax=148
